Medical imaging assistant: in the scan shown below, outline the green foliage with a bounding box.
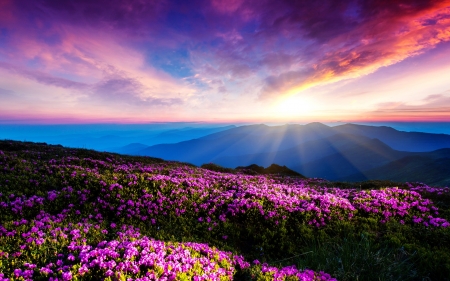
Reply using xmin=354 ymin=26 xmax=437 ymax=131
xmin=292 ymin=232 xmax=417 ymax=281
xmin=324 ymin=180 xmax=409 ymax=190
xmin=0 ymin=140 xmax=450 ymax=280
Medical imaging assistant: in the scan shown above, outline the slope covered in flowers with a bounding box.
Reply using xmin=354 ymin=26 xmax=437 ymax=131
xmin=0 ymin=140 xmax=449 ymax=280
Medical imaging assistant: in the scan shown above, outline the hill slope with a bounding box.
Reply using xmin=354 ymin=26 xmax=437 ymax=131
xmin=1 ymin=140 xmax=450 ymax=280
xmin=214 ymin=133 xmax=406 ymax=170
xmin=137 ymin=123 xmax=450 ymax=164
xmin=292 ymin=138 xmax=409 ymax=180
xmin=333 ymin=123 xmax=450 ymax=152
xmin=130 ymin=122 xmax=450 ymax=182
xmin=138 ymin=123 xmax=336 ymax=165
xmin=341 ymin=155 xmax=450 ymax=186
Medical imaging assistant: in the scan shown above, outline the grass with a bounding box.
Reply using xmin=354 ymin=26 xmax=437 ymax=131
xmin=293 ymin=233 xmax=417 ymax=281
xmin=0 ymin=140 xmax=449 ymax=280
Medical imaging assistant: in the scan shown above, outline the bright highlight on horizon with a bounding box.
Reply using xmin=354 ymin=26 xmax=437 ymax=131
xmin=1 ymin=0 xmax=450 ymax=124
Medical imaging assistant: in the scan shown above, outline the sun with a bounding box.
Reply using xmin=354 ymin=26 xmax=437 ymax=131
xmin=271 ymin=95 xmax=318 ymax=118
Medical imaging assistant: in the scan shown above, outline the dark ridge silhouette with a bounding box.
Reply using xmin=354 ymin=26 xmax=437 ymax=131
xmin=200 ymin=163 xmax=236 ymax=173
xmin=137 ymin=123 xmax=450 ymax=166
xmin=290 ymin=138 xmax=409 ymax=180
xmin=235 ymin=164 xmax=304 ymax=177
xmin=235 ymin=164 xmax=266 ymax=174
xmin=200 ymin=163 xmax=304 ymax=177
xmin=264 ymin=164 xmax=305 ymax=177
xmin=137 ymin=122 xmax=337 ymax=165
xmin=213 ymin=133 xmax=404 ymax=169
xmin=132 ymin=122 xmax=450 ymax=183
xmin=341 ymin=155 xmax=450 ymax=186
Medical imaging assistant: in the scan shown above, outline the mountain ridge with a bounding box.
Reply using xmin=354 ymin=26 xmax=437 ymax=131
xmin=119 ymin=122 xmax=450 ymax=185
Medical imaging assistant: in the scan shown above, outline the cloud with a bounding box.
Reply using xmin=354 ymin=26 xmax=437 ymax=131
xmin=259 ymin=52 xmax=298 ymax=72
xmin=91 ymin=74 xmax=182 ymax=107
xmin=0 ymin=60 xmax=183 ymax=108
xmin=0 ymin=0 xmax=14 ymax=24
xmin=373 ymin=94 xmax=450 ymax=118
xmin=258 ymin=1 xmax=450 ymax=99
xmin=2 ymin=0 xmax=450 ymax=122
xmin=14 ymin=0 xmax=168 ymax=33
xmin=0 ymin=62 xmax=89 ymax=90
xmin=211 ymin=0 xmax=244 ymax=13
xmin=420 ymin=94 xmax=450 ymax=107
xmin=0 ymin=87 xmax=15 ymax=97
xmin=423 ymin=94 xmax=448 ymax=103
xmin=376 ymin=102 xmax=406 ymax=110
xmin=179 ymin=0 xmax=450 ymax=102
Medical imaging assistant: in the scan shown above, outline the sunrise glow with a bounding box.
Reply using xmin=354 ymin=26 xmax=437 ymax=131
xmin=0 ymin=0 xmax=450 ymax=123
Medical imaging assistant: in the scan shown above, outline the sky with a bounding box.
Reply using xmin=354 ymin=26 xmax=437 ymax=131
xmin=1 ymin=0 xmax=450 ymax=124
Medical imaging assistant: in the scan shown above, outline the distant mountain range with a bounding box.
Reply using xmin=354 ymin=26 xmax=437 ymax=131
xmin=0 ymin=124 xmax=236 ymax=152
xmin=341 ymin=153 xmax=450 ymax=186
xmin=117 ymin=123 xmax=450 ymax=186
xmin=108 ymin=125 xmax=236 ymax=152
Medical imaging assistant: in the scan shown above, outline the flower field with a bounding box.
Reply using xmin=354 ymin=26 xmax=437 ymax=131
xmin=0 ymin=140 xmax=449 ymax=280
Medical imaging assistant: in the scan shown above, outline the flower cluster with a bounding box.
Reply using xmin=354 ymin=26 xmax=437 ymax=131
xmin=1 ymin=141 xmax=449 ymax=280
xmin=250 ymin=261 xmax=337 ymax=281
xmin=352 ymin=187 xmax=449 ymax=226
xmin=404 ymin=182 xmax=450 ymax=196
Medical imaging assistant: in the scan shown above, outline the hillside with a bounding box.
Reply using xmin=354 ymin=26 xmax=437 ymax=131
xmin=134 ymin=123 xmax=450 ymax=182
xmin=292 ymin=138 xmax=407 ymax=180
xmin=341 ymin=155 xmax=450 ymax=186
xmin=236 ymin=163 xmax=306 ymax=177
xmin=214 ymin=134 xmax=409 ymax=177
xmin=110 ymin=125 xmax=237 ymax=154
xmin=1 ymin=140 xmax=450 ymax=280
xmin=137 ymin=123 xmax=337 ymax=165
xmin=200 ymin=163 xmax=305 ymax=177
xmin=333 ymin=123 xmax=450 ymax=152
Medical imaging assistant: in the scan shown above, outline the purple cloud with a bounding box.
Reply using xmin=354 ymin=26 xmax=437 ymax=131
xmin=1 ymin=0 xmax=450 ymax=122
xmin=0 ymin=87 xmax=15 ymax=97
xmin=254 ymin=1 xmax=450 ymax=99
xmin=92 ymin=74 xmax=182 ymax=107
xmin=0 ymin=62 xmax=89 ymax=90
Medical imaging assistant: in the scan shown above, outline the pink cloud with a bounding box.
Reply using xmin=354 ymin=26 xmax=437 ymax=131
xmin=2 ymin=0 xmax=450 ymax=122
xmin=211 ymin=0 xmax=244 ymax=13
xmin=0 ymin=62 xmax=89 ymax=90
xmin=369 ymin=94 xmax=450 ymax=121
xmin=91 ymin=74 xmax=183 ymax=107
xmin=259 ymin=1 xmax=450 ymax=99
xmin=0 ymin=0 xmax=15 ymax=25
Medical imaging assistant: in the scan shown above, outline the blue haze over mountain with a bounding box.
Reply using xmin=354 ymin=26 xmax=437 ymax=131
xmin=1 ymin=122 xmax=450 ymax=186
xmin=134 ymin=123 xmax=450 ymax=186
xmin=0 ymin=123 xmax=236 ymax=151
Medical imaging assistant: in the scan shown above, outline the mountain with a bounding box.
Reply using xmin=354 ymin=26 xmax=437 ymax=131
xmin=138 ymin=123 xmax=450 ymax=164
xmin=108 ymin=125 xmax=236 ymax=154
xmin=340 ymin=150 xmax=450 ymax=186
xmin=199 ymin=163 xmax=305 ymax=177
xmin=237 ymin=163 xmax=305 ymax=177
xmin=138 ymin=123 xmax=337 ymax=165
xmin=291 ymin=138 xmax=408 ymax=180
xmin=333 ymin=123 xmax=450 ymax=152
xmin=213 ymin=133 xmax=403 ymax=169
xmin=114 ymin=143 xmax=149 ymax=155
xmin=147 ymin=126 xmax=237 ymax=144
xmin=134 ymin=122 xmax=450 ymax=183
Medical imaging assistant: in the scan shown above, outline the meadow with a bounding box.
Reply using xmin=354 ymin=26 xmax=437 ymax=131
xmin=0 ymin=140 xmax=449 ymax=280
